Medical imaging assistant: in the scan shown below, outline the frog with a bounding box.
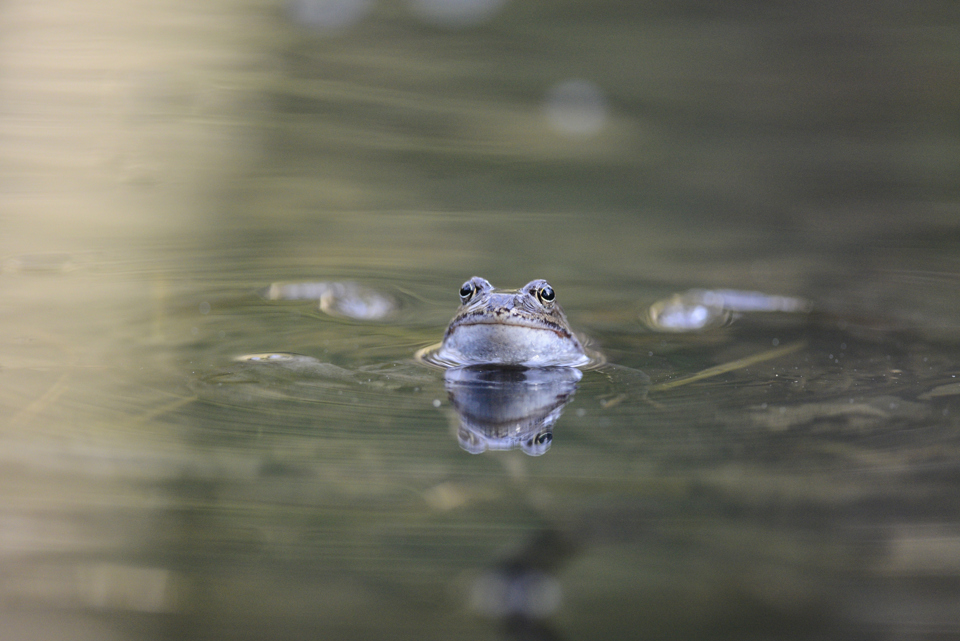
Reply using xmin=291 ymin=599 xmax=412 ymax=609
xmin=410 ymin=277 xmax=626 ymax=454
xmin=419 ymin=276 xmax=600 ymax=368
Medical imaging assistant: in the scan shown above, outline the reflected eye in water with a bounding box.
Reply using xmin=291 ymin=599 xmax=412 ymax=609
xmin=522 ymin=430 xmax=553 ymax=457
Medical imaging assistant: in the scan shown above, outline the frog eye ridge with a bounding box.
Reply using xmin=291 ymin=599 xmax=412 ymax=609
xmin=459 ymin=276 xmax=494 ymax=304
xmin=459 ymin=281 xmax=475 ymax=303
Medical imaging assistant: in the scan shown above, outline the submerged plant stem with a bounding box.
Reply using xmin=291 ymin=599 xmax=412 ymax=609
xmin=650 ymin=341 xmax=807 ymax=392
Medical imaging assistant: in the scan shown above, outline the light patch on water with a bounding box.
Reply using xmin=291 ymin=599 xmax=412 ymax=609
xmin=408 ymin=0 xmax=508 ymax=27
xmin=470 ymin=569 xmax=562 ymax=619
xmin=76 ymin=563 xmax=177 ymax=613
xmin=286 ymin=0 xmax=373 ymax=30
xmin=543 ymin=79 xmax=609 ymax=137
xmin=1 ymin=253 xmax=90 ymax=274
xmin=5 ymin=562 xmax=178 ymax=614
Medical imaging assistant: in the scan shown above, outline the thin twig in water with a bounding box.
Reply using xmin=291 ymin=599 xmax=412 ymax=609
xmin=649 ymin=341 xmax=806 ymax=392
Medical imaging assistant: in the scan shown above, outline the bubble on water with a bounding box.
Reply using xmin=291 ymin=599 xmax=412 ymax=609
xmin=287 ymin=0 xmax=372 ymax=30
xmin=544 ymin=79 xmax=608 ymax=137
xmin=408 ymin=0 xmax=508 ymax=27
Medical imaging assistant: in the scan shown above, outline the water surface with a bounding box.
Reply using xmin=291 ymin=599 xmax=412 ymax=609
xmin=2 ymin=1 xmax=959 ymax=639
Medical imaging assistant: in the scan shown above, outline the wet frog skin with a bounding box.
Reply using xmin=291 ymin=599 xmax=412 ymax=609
xmin=434 ymin=277 xmax=592 ymax=368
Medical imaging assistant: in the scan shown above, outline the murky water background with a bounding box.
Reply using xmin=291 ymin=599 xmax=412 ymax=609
xmin=2 ymin=1 xmax=960 ymax=639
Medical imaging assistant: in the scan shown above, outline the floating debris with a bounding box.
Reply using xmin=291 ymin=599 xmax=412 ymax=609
xmin=263 ymin=281 xmax=399 ymax=321
xmin=645 ymin=289 xmax=812 ymax=332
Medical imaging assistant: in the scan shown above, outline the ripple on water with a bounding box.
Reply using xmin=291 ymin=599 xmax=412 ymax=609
xmin=414 ymin=341 xmax=606 ymax=370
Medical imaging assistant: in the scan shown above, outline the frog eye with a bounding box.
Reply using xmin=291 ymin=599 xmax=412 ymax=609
xmin=536 ymin=285 xmax=555 ymax=304
xmin=459 ymin=281 xmax=475 ymax=303
xmin=535 ymin=432 xmax=552 ymax=446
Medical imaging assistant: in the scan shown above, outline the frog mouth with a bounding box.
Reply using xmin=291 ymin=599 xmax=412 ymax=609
xmin=449 ymin=310 xmax=573 ymax=338
xmin=449 ymin=320 xmax=571 ymax=340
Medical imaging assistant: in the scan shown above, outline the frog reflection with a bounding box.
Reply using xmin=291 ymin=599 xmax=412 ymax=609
xmin=445 ymin=366 xmax=581 ymax=456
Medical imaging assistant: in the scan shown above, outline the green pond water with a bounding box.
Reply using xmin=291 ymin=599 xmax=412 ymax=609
xmin=2 ymin=1 xmax=959 ymax=639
